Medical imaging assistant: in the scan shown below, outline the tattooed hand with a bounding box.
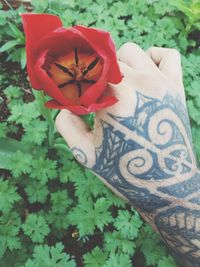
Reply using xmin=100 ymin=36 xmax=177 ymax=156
xmin=56 ymin=43 xmax=200 ymax=267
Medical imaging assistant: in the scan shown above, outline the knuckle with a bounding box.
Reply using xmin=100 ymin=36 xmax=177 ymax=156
xmin=118 ymin=42 xmax=140 ymax=55
xmin=146 ymin=46 xmax=160 ymax=54
xmin=147 ymin=46 xmax=157 ymax=52
xmin=169 ymin=48 xmax=181 ymax=58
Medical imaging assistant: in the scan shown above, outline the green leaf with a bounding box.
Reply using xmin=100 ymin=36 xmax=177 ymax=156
xmin=0 ymin=138 xmax=22 ymax=153
xmin=104 ymin=231 xmax=136 ymax=255
xmin=46 ymin=209 xmax=70 ymax=231
xmin=93 ymin=197 xmax=113 ymax=231
xmin=1 ymin=245 xmax=28 ymax=267
xmin=84 ymin=247 xmax=108 ymax=267
xmin=22 ymin=214 xmax=50 ymax=243
xmin=59 ymin=160 xmax=84 ymax=183
xmin=103 ymin=253 xmax=132 ymax=267
xmin=30 ymin=157 xmax=57 ymax=184
xmin=187 ymin=100 xmax=200 ymax=126
xmin=25 ymin=243 xmax=76 ymax=267
xmin=50 ymin=189 xmax=72 ymax=213
xmin=0 ymin=180 xmax=21 ymax=213
xmin=22 ymin=120 xmax=48 ymax=145
xmin=81 ymin=113 xmax=95 ymax=129
xmin=68 ymin=197 xmax=113 ymax=237
xmin=23 ymin=259 xmax=39 ymax=267
xmin=192 ymin=126 xmax=200 ymax=161
xmin=0 ymin=212 xmax=21 ymax=259
xmin=187 ymin=78 xmax=200 ymax=108
xmin=114 ymin=210 xmax=142 ymax=239
xmin=30 ymin=0 xmax=49 ymax=12
xmin=138 ymin=225 xmax=167 ymax=266
xmin=0 ymin=40 xmax=20 ymax=52
xmin=0 ymin=138 xmax=27 ymax=170
xmin=74 ymin=169 xmax=109 ymax=200
xmin=0 ymin=123 xmax=7 ymax=138
xmin=25 ymin=180 xmax=49 ymax=204
xmin=158 ymin=256 xmax=177 ymax=267
xmin=8 ymin=102 xmax=40 ymax=127
xmin=7 ymin=151 xmax=32 ymax=177
xmin=4 ymin=85 xmax=23 ymax=102
xmin=33 ymin=91 xmax=55 ymax=146
xmin=8 ymin=22 xmax=25 ymax=40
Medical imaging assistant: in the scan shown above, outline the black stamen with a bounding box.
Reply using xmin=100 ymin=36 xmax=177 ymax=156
xmin=76 ymin=81 xmax=82 ymax=97
xmin=82 ymin=79 xmax=96 ymax=84
xmin=55 ymin=63 xmax=74 ymax=77
xmin=83 ymin=57 xmax=99 ymax=76
xmin=74 ymin=48 xmax=79 ymax=66
xmin=58 ymin=80 xmax=75 ymax=88
xmin=46 ymin=71 xmax=52 ymax=77
xmin=88 ymin=57 xmax=99 ymax=70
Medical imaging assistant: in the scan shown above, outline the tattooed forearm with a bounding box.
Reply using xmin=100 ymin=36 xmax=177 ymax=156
xmin=72 ymin=92 xmax=200 ymax=267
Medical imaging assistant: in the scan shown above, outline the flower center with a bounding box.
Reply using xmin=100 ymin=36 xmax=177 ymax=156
xmin=47 ymin=48 xmax=103 ymax=102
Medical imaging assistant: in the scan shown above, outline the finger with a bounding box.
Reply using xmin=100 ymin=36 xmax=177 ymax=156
xmin=117 ymin=42 xmax=158 ymax=72
xmin=118 ymin=61 xmax=136 ymax=81
xmin=97 ymin=61 xmax=138 ymax=114
xmin=146 ymin=47 xmax=183 ymax=87
xmin=99 ymin=61 xmax=136 ymax=99
xmin=55 ymin=110 xmax=95 ymax=167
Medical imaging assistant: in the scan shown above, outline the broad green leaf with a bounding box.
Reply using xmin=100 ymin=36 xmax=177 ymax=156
xmin=0 ymin=180 xmax=21 ymax=213
xmin=0 ymin=138 xmax=25 ymax=169
xmin=84 ymin=247 xmax=108 ymax=267
xmin=25 ymin=243 xmax=76 ymax=267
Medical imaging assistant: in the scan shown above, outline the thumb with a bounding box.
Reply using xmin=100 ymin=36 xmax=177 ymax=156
xmin=55 ymin=110 xmax=95 ymax=168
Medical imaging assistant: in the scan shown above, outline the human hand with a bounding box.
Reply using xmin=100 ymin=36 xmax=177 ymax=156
xmin=55 ymin=43 xmax=200 ymax=267
xmin=56 ymin=43 xmax=197 ymax=209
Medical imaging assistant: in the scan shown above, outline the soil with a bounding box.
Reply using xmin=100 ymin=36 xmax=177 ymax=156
xmin=0 ymin=54 xmax=33 ymax=113
xmin=0 ymin=0 xmax=33 ymax=11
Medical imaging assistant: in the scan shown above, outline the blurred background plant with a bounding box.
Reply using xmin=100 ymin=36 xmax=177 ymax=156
xmin=0 ymin=0 xmax=199 ymax=266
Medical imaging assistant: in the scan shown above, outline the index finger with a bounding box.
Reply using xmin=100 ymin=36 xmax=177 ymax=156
xmin=146 ymin=47 xmax=184 ymax=88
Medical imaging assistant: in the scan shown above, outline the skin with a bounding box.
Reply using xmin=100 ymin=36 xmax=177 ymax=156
xmin=55 ymin=43 xmax=200 ymax=267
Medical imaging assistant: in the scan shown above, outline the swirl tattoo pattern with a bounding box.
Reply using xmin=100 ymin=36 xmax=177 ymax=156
xmin=73 ymin=91 xmax=200 ymax=266
xmin=71 ymin=147 xmax=88 ymax=165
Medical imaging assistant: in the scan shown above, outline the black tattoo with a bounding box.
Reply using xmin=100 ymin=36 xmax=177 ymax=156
xmin=72 ymin=91 xmax=200 ymax=266
xmin=155 ymin=207 xmax=200 ymax=266
xmin=72 ymin=147 xmax=88 ymax=165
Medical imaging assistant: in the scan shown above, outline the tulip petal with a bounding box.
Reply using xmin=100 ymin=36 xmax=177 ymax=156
xmin=35 ymin=27 xmax=93 ymax=59
xmin=21 ymin=14 xmax=62 ymax=89
xmin=45 ymin=96 xmax=118 ymax=115
xmin=72 ymin=26 xmax=122 ymax=106
xmin=74 ymin=25 xmax=122 ymax=83
xmin=79 ymin=62 xmax=108 ymax=107
xmin=88 ymin=96 xmax=118 ymax=112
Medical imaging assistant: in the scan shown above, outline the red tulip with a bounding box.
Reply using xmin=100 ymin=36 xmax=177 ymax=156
xmin=21 ymin=14 xmax=122 ymax=115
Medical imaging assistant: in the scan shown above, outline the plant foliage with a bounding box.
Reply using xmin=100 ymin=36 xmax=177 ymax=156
xmin=0 ymin=0 xmax=199 ymax=266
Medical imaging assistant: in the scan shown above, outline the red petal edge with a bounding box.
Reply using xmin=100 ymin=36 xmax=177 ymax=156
xmin=74 ymin=25 xmax=122 ymax=84
xmin=21 ymin=14 xmax=62 ymax=89
xmin=45 ymin=96 xmax=118 ymax=115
